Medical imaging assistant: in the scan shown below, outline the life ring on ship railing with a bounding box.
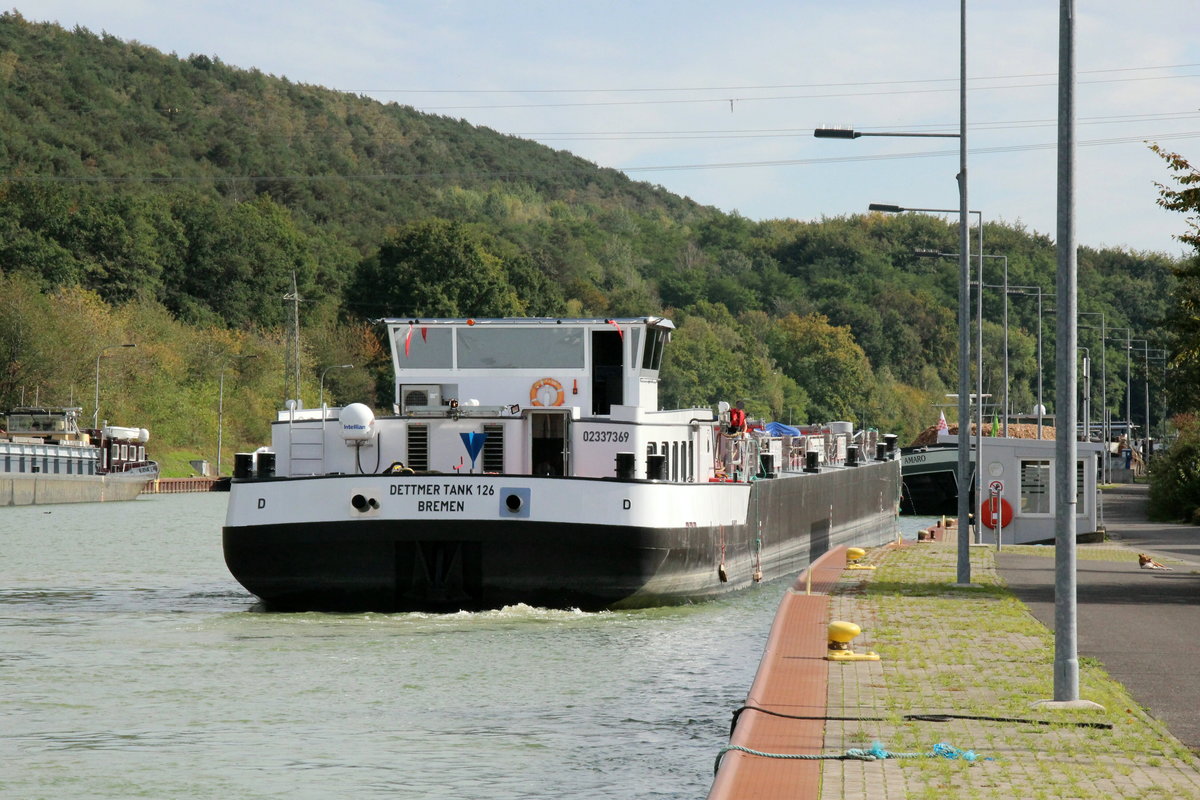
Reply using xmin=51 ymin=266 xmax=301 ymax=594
xmin=529 ymin=377 xmax=565 ymax=407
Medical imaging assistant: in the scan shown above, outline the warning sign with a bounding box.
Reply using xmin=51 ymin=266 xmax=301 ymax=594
xmin=988 ymin=479 xmax=1004 ymax=495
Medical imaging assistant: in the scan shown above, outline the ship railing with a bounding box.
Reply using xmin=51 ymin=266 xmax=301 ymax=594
xmin=854 ymin=429 xmax=879 ymax=458
xmin=716 ymin=431 xmax=762 ymax=481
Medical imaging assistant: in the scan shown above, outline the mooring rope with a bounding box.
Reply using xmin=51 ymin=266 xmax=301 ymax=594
xmin=729 ymin=704 xmax=1113 ymax=736
xmin=714 ymin=740 xmax=984 ymax=774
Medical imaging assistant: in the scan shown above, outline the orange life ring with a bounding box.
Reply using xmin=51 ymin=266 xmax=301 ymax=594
xmin=530 ymin=377 xmax=565 ymax=407
xmin=980 ymin=497 xmax=1014 ymax=529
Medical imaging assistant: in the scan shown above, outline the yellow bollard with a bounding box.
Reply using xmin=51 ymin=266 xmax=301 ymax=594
xmin=825 ymin=620 xmax=881 ymax=662
xmin=845 ymin=547 xmax=876 ymax=570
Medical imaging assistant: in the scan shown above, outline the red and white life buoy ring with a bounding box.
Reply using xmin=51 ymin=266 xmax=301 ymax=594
xmin=980 ymin=497 xmax=1014 ymax=529
xmin=530 ymin=377 xmax=565 ymax=407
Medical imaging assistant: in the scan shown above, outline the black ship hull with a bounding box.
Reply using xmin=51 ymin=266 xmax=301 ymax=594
xmin=222 ymin=461 xmax=900 ymax=612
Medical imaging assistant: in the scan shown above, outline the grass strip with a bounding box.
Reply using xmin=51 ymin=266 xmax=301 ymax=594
xmin=820 ymin=543 xmax=1200 ymax=800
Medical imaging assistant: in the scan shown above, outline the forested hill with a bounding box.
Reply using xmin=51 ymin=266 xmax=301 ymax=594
xmin=0 ymin=12 xmax=1181 ymax=466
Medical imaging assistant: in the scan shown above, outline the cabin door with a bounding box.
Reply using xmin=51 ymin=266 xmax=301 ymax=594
xmin=530 ymin=411 xmax=570 ymax=476
xmin=591 ymin=330 xmax=624 ymax=415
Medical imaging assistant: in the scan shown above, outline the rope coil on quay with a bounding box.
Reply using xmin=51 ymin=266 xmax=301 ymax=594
xmin=714 ymin=740 xmax=986 ymax=774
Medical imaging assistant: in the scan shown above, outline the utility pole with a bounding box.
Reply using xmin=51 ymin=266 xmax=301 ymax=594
xmin=283 ymin=272 xmax=303 ymax=407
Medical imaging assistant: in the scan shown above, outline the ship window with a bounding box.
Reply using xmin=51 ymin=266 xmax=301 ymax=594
xmin=641 ymin=327 xmax=667 ymax=371
xmin=395 ymin=326 xmax=453 ymax=369
xmin=688 ymin=441 xmax=694 ymax=482
xmin=458 ymin=327 xmax=584 ymax=370
xmin=647 ymin=442 xmax=656 ymax=455
xmin=121 ymin=444 xmax=129 ymax=460
xmin=672 ymin=442 xmax=679 ymax=481
xmin=1020 ymin=459 xmax=1050 ymax=514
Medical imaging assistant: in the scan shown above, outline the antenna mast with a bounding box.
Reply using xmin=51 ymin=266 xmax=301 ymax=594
xmin=284 ymin=272 xmax=303 ymax=406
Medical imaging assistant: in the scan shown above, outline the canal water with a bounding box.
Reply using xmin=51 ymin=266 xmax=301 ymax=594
xmin=0 ymin=495 xmax=761 ymax=799
xmin=1 ymin=493 xmax=924 ymax=799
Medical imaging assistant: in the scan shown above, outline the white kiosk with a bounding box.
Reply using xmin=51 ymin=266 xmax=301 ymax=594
xmin=938 ymin=432 xmax=1105 ymax=546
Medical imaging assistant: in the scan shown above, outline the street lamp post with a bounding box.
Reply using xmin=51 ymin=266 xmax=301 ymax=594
xmin=938 ymin=252 xmax=1015 ymax=438
xmin=890 ymin=207 xmax=985 ymax=465
xmin=1145 ymin=349 xmax=1168 ymax=443
xmin=1130 ymin=340 xmax=1152 ymax=459
xmin=218 ymin=354 xmax=259 ymax=477
xmin=1077 ymin=347 xmax=1090 ymax=442
xmin=879 ymin=203 xmax=984 ymax=564
xmin=1107 ymin=328 xmax=1133 ymax=445
xmin=814 ymin=0 xmax=969 ymax=584
xmin=1078 ymin=311 xmax=1107 ymax=482
xmin=92 ymin=343 xmax=136 ymax=429
xmin=319 ymin=364 xmax=355 ymax=412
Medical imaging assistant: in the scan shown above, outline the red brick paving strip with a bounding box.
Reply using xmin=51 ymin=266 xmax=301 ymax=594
xmin=708 ymin=546 xmax=847 ymax=800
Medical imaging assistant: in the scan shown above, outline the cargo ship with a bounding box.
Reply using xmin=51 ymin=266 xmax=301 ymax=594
xmin=222 ymin=317 xmax=900 ymax=611
xmin=0 ymin=407 xmax=159 ymax=505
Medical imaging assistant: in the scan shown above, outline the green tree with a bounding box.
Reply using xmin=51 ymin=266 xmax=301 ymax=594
xmin=1148 ymin=413 xmax=1200 ymax=523
xmin=348 ymin=219 xmax=524 ymax=318
xmin=1151 ymin=145 xmax=1200 ymax=415
xmin=768 ymin=313 xmax=874 ymax=423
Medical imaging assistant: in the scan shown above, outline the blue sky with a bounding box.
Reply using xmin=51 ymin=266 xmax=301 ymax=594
xmin=25 ymin=1 xmax=1200 ymax=256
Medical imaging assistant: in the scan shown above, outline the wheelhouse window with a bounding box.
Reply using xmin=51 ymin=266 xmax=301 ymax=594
xmin=458 ymin=327 xmax=584 ymax=369
xmin=396 ymin=327 xmax=453 ymax=369
xmin=641 ymin=327 xmax=667 ymax=371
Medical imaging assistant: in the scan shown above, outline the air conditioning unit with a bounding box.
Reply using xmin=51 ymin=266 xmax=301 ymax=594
xmin=401 ymin=385 xmax=442 ymax=412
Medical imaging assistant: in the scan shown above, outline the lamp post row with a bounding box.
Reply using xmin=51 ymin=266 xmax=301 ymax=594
xmin=811 ymin=1 xmax=969 ymax=587
xmin=816 ymin=0 xmax=1110 ymax=707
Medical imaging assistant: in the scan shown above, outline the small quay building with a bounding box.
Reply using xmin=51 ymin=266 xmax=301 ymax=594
xmin=919 ymin=430 xmax=1105 ymax=546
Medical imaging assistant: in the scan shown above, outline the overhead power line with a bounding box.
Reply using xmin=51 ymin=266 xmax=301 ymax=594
xmin=349 ymin=62 xmax=1200 ymax=95
xmin=509 ymin=111 xmax=1200 ymax=138
xmin=405 ymin=71 xmax=1200 ymax=110
xmin=523 ymin=112 xmax=1200 ymax=142
xmin=5 ymin=131 xmax=1198 ymax=185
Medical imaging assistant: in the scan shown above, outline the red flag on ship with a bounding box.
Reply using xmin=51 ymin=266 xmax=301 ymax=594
xmin=607 ymin=318 xmax=623 ymax=339
xmin=404 ymin=323 xmax=413 ymax=358
xmin=936 ymin=411 xmax=949 ymax=433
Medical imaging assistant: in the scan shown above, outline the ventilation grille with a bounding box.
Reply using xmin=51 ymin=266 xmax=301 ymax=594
xmin=482 ymin=424 xmax=504 ymax=473
xmin=407 ymin=424 xmax=429 ymax=471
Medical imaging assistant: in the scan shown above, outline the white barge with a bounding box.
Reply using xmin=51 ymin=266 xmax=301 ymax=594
xmin=1 ymin=407 xmax=159 ymax=506
xmin=222 ymin=317 xmax=900 ymax=611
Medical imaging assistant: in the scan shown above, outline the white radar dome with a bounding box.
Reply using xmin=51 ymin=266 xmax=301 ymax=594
xmin=339 ymin=403 xmax=376 ymax=442
xmin=138 ymin=428 xmax=150 ymax=443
